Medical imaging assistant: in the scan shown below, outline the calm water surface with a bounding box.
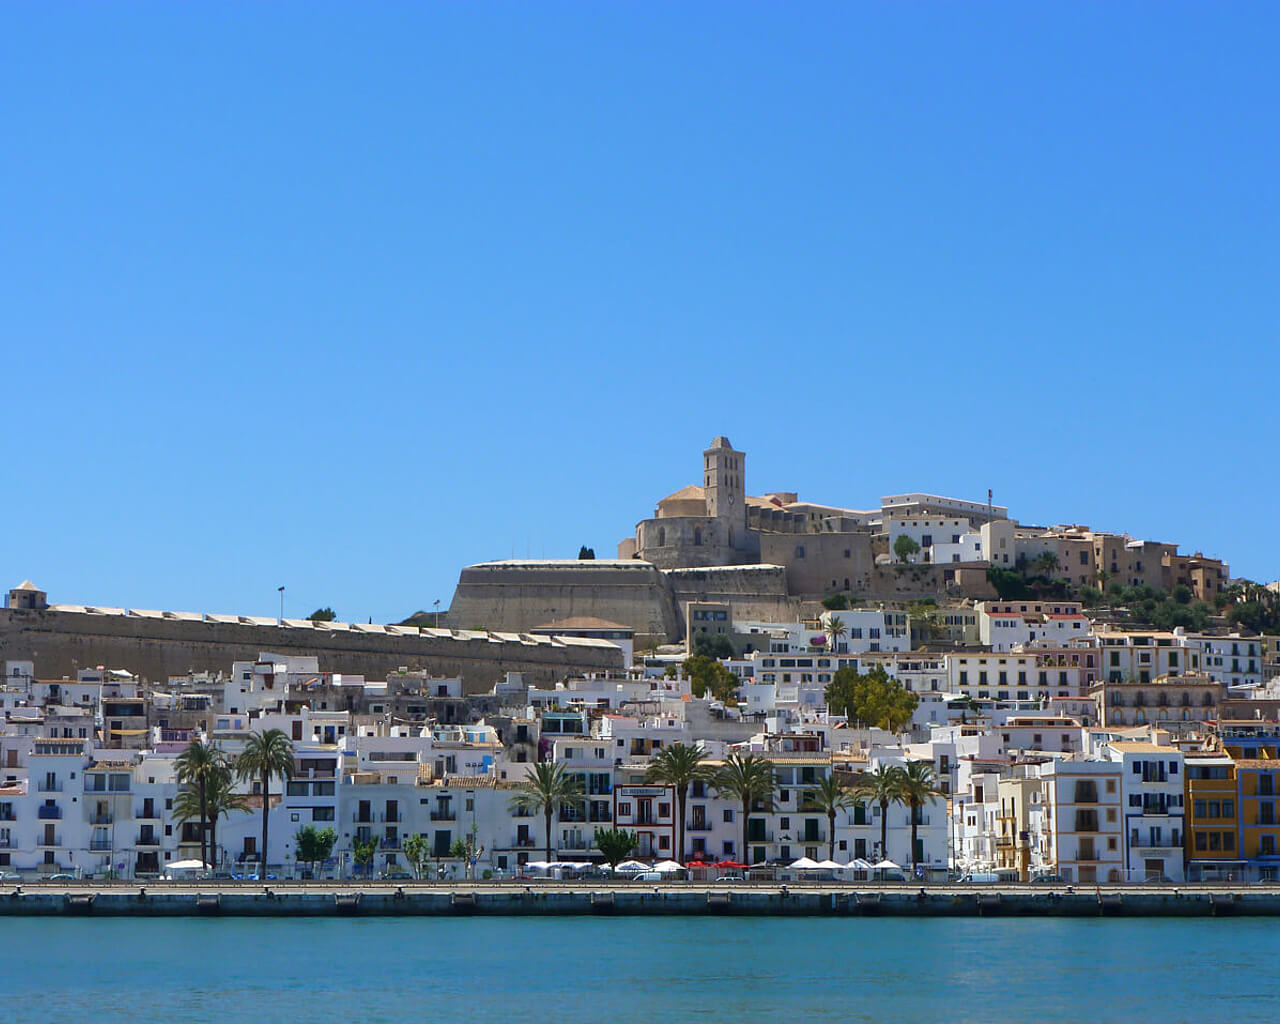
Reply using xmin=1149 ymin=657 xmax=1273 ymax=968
xmin=6 ymin=916 xmax=1277 ymax=1023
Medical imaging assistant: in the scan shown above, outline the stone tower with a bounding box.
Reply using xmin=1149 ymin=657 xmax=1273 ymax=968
xmin=703 ymin=436 xmax=746 ymax=531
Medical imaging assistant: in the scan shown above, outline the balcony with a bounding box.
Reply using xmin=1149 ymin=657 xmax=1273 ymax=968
xmin=136 ymin=835 xmax=159 ymax=847
xmin=0 ymin=810 xmax=15 ymax=822
xmin=90 ymin=814 xmax=114 ymax=825
xmin=688 ymin=823 xmax=714 ymax=832
xmin=90 ymin=840 xmax=113 ymax=852
xmin=429 ymin=811 xmax=456 ymax=822
xmin=0 ymin=837 xmax=11 ymax=848
xmin=37 ymin=834 xmax=63 ymax=847
xmin=135 ymin=807 xmax=161 ymax=820
xmin=37 ymin=806 xmax=62 ymax=820
xmin=381 ymin=837 xmax=401 ymax=850
xmin=37 ymin=782 xmax=63 ymax=793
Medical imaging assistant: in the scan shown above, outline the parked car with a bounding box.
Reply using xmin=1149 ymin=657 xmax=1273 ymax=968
xmin=631 ymin=871 xmax=665 ymax=882
xmin=1030 ymin=872 xmax=1065 ymax=884
xmin=47 ymin=873 xmax=76 ymax=882
xmin=0 ymin=871 xmax=22 ymax=882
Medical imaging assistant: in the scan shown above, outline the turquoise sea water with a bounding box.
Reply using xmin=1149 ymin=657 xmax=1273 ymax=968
xmin=6 ymin=917 xmax=1279 ymax=1024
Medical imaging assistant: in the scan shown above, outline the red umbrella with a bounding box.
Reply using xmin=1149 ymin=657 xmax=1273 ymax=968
xmin=685 ymin=860 xmax=711 ymax=869
xmin=715 ymin=860 xmax=748 ymax=869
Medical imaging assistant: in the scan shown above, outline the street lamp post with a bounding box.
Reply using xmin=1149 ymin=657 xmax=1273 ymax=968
xmin=278 ymin=586 xmax=285 ymax=625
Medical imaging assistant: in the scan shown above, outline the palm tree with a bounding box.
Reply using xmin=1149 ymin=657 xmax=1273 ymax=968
xmin=645 ymin=743 xmax=709 ymax=863
xmin=823 ymin=613 xmax=847 ymax=656
xmin=713 ymin=753 xmax=776 ymax=867
xmin=898 ymin=760 xmax=945 ymax=870
xmin=509 ymin=761 xmax=585 ymax=861
xmin=234 ymin=729 xmax=295 ymax=873
xmin=204 ymin=762 xmax=250 ymax=870
xmin=1034 ymin=552 xmax=1060 ymax=577
xmin=803 ymin=773 xmax=856 ymax=861
xmin=175 ymin=739 xmax=221 ymax=868
xmin=174 ymin=762 xmax=248 ymax=872
xmin=851 ymin=764 xmax=905 ymax=861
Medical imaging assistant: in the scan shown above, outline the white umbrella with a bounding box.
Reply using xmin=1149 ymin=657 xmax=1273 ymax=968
xmin=873 ymin=859 xmax=900 ymax=869
xmin=844 ymin=858 xmax=874 ymax=870
xmin=524 ymin=861 xmax=553 ymax=871
xmin=789 ymin=857 xmax=821 ymax=869
xmin=653 ymin=860 xmax=685 ymax=873
xmin=617 ymin=860 xmax=649 ymax=872
xmin=166 ymin=859 xmax=209 ymax=871
xmin=815 ymin=860 xmax=844 ymax=870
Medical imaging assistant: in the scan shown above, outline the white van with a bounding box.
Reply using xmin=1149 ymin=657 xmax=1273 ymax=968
xmin=958 ymin=869 xmax=1019 ymax=884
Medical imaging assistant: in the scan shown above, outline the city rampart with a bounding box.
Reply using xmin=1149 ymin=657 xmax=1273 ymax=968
xmin=0 ymin=608 xmax=624 ymax=692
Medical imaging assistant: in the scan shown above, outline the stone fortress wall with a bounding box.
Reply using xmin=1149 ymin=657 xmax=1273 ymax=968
xmin=0 ymin=605 xmax=624 ymax=692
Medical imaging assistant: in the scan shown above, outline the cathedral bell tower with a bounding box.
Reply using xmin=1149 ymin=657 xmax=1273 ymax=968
xmin=703 ymin=436 xmax=746 ymax=533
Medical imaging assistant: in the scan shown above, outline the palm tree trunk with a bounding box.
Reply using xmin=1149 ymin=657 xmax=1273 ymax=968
xmin=544 ymin=806 xmax=553 ymax=862
xmin=209 ymin=815 xmax=218 ymax=871
xmin=199 ymin=779 xmax=208 ymax=869
xmin=910 ymin=800 xmax=919 ymax=869
xmin=741 ymin=799 xmax=749 ymax=865
xmin=828 ymin=809 xmax=836 ymax=862
xmin=677 ymin=786 xmax=687 ymax=864
xmin=261 ymin=770 xmax=270 ymax=875
xmin=880 ymin=798 xmax=888 ymax=859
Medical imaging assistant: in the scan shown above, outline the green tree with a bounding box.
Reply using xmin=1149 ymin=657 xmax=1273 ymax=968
xmin=851 ymin=764 xmax=906 ymax=861
xmin=821 ymin=594 xmax=850 ymax=611
xmin=203 ymin=760 xmax=249 ymax=870
xmin=449 ymin=825 xmax=484 ymax=879
xmin=175 ymin=739 xmax=223 ymax=869
xmin=713 ymin=754 xmax=776 ymax=866
xmin=403 ymin=833 xmax=430 ymax=879
xmin=987 ymin=565 xmax=1034 ymax=600
xmin=893 ymin=534 xmax=921 ymax=564
xmin=308 ymin=606 xmax=336 ymax=622
xmin=645 ymin=742 xmax=710 ymax=863
xmin=1032 ymin=552 xmax=1060 ymax=577
xmin=824 ymin=665 xmax=918 ymax=733
xmin=680 ymin=654 xmax=739 ymax=703
xmin=802 ymin=774 xmax=856 ymax=861
xmin=692 ymin=633 xmax=735 ymax=659
xmin=352 ymin=835 xmax=380 ymax=878
xmin=173 ymin=763 xmax=245 ymax=872
xmin=509 ymin=762 xmax=585 ymax=861
xmin=234 ymin=729 xmax=296 ymax=873
xmin=593 ymin=827 xmax=638 ymax=870
xmin=823 ymin=613 xmax=847 ymax=655
xmin=897 ymin=761 xmax=944 ymax=869
xmin=294 ymin=825 xmax=338 ymax=877
xmin=578 ymin=546 xmax=596 ymax=560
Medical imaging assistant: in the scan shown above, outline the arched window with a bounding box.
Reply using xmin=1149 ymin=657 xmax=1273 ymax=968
xmin=693 ymin=526 xmax=702 ymax=546
xmin=657 ymin=527 xmax=665 ymax=547
xmin=844 ymin=578 xmax=850 ymax=591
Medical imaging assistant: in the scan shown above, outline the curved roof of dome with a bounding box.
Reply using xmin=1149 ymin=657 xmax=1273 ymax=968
xmin=659 ymin=484 xmax=706 ymax=504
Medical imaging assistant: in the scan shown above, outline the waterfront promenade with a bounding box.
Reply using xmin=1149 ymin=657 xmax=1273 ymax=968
xmin=4 ymin=878 xmax=1279 ymax=917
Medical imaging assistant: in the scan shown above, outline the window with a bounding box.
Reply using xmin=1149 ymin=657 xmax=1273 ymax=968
xmin=723 ymin=809 xmax=734 ymax=823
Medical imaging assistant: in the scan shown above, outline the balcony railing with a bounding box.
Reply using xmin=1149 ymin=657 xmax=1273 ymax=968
xmin=136 ymin=836 xmax=159 ymax=847
xmin=37 ymin=782 xmax=63 ymax=793
xmin=429 ymin=811 xmax=455 ymax=822
xmin=37 ymin=834 xmax=62 ymax=847
xmin=89 ymin=840 xmax=113 ymax=852
xmin=37 ymin=806 xmax=62 ymax=820
xmin=90 ymin=814 xmax=114 ymax=825
xmin=381 ymin=837 xmax=401 ymax=850
xmin=0 ymin=837 xmax=11 ymax=848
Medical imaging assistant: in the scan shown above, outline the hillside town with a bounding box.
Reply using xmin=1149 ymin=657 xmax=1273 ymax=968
xmin=4 ymin=560 xmax=1280 ymax=886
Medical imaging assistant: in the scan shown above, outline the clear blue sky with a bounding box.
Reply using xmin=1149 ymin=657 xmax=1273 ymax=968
xmin=4 ymin=3 xmax=1278 ymax=624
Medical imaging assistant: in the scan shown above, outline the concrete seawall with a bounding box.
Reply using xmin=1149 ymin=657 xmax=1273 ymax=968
xmin=4 ymin=881 xmax=1279 ymax=917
